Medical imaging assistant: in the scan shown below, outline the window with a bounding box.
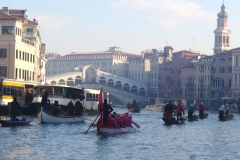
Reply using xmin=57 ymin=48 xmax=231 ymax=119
xmin=0 ymin=66 xmax=7 ymax=77
xmin=27 ymin=28 xmax=33 ymax=32
xmin=19 ymin=69 xmax=21 ymax=79
xmin=2 ymin=26 xmax=14 ymax=34
xmin=19 ymin=51 xmax=21 ymax=60
xmin=15 ymin=68 xmax=18 ymax=79
xmin=0 ymin=49 xmax=7 ymax=58
xmin=16 ymin=50 xmax=18 ymax=59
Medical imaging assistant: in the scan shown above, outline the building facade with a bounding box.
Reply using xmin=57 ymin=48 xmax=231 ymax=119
xmin=0 ymin=7 xmax=45 ymax=84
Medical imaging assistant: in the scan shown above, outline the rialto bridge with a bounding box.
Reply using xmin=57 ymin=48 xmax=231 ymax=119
xmin=46 ymin=64 xmax=148 ymax=104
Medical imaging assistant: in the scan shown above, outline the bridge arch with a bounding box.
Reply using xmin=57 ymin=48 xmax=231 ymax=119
xmin=75 ymin=76 xmax=82 ymax=85
xmin=139 ymin=88 xmax=146 ymax=96
xmin=107 ymin=79 xmax=114 ymax=87
xmin=67 ymin=77 xmax=74 ymax=86
xmin=115 ymin=81 xmax=122 ymax=89
xmin=131 ymin=85 xmax=138 ymax=94
xmin=123 ymin=83 xmax=130 ymax=92
xmin=58 ymin=79 xmax=65 ymax=85
xmin=51 ymin=81 xmax=57 ymax=85
xmin=99 ymin=77 xmax=106 ymax=85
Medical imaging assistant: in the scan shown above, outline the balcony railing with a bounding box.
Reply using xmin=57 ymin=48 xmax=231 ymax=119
xmin=210 ymin=87 xmax=223 ymax=91
xmin=22 ymin=32 xmax=37 ymax=38
xmin=185 ymin=83 xmax=194 ymax=87
xmin=199 ymin=79 xmax=204 ymax=83
xmin=22 ymin=38 xmax=35 ymax=46
xmin=198 ymin=88 xmax=206 ymax=92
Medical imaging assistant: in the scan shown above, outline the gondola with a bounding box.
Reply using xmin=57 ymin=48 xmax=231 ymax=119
xmin=187 ymin=114 xmax=199 ymax=121
xmin=199 ymin=112 xmax=208 ymax=119
xmin=219 ymin=114 xmax=234 ymax=121
xmin=162 ymin=117 xmax=186 ymax=125
xmin=128 ymin=107 xmax=141 ymax=113
xmin=0 ymin=118 xmax=33 ymax=127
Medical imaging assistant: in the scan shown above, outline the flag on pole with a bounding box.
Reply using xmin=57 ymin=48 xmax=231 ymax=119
xmin=97 ymin=88 xmax=104 ymax=126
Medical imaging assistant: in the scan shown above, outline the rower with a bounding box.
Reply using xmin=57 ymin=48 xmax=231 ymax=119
xmin=225 ymin=103 xmax=230 ymax=115
xmin=176 ymin=102 xmax=185 ymax=120
xmin=188 ymin=104 xmax=195 ymax=119
xmin=219 ymin=105 xmax=225 ymax=120
xmin=164 ymin=100 xmax=174 ymax=120
xmin=198 ymin=102 xmax=205 ymax=118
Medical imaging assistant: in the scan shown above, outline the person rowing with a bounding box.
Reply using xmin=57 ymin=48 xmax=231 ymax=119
xmin=176 ymin=102 xmax=185 ymax=120
xmin=219 ymin=105 xmax=225 ymax=120
xmin=164 ymin=100 xmax=174 ymax=120
xmin=188 ymin=104 xmax=195 ymax=120
xmin=198 ymin=102 xmax=205 ymax=118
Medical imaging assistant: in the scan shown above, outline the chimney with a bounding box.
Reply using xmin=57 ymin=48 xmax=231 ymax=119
xmin=152 ymin=49 xmax=157 ymax=57
xmin=2 ymin=7 xmax=9 ymax=15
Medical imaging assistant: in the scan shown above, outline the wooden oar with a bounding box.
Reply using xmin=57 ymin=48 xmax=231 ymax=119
xmin=132 ymin=121 xmax=140 ymax=129
xmin=85 ymin=114 xmax=100 ymax=133
xmin=18 ymin=111 xmax=27 ymax=120
xmin=50 ymin=104 xmax=83 ymax=123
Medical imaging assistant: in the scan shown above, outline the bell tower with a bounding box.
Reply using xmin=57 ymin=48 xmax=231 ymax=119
xmin=213 ymin=3 xmax=231 ymax=54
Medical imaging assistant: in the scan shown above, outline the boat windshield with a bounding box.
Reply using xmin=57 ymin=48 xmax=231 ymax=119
xmin=33 ymin=86 xmax=84 ymax=100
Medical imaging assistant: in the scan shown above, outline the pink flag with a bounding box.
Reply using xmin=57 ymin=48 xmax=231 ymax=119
xmin=97 ymin=88 xmax=104 ymax=114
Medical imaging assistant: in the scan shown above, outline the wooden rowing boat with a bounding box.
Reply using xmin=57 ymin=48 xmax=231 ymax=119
xmin=162 ymin=117 xmax=186 ymax=125
xmin=199 ymin=112 xmax=208 ymax=119
xmin=219 ymin=114 xmax=234 ymax=121
xmin=97 ymin=126 xmax=136 ymax=134
xmin=144 ymin=104 xmax=163 ymax=112
xmin=0 ymin=118 xmax=33 ymax=127
xmin=128 ymin=107 xmax=141 ymax=113
xmin=38 ymin=108 xmax=87 ymax=123
xmin=188 ymin=115 xmax=199 ymax=121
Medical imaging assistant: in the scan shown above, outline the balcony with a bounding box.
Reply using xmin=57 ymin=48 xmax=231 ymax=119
xmin=22 ymin=32 xmax=37 ymax=38
xmin=210 ymin=87 xmax=223 ymax=91
xmin=185 ymin=83 xmax=194 ymax=87
xmin=199 ymin=79 xmax=204 ymax=83
xmin=22 ymin=38 xmax=35 ymax=46
xmin=198 ymin=88 xmax=206 ymax=92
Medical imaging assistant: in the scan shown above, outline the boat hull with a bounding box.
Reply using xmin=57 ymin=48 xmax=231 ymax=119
xmin=144 ymin=105 xmax=163 ymax=112
xmin=38 ymin=108 xmax=87 ymax=123
xmin=128 ymin=107 xmax=141 ymax=113
xmin=219 ymin=114 xmax=234 ymax=121
xmin=0 ymin=119 xmax=32 ymax=127
xmin=162 ymin=117 xmax=186 ymax=125
xmin=97 ymin=127 xmax=136 ymax=134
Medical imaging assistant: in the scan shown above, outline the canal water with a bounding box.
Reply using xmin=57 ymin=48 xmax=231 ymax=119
xmin=1 ymin=108 xmax=240 ymax=160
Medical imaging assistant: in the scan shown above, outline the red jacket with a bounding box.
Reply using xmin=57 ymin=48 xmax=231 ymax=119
xmin=176 ymin=105 xmax=184 ymax=113
xmin=199 ymin=104 xmax=205 ymax=110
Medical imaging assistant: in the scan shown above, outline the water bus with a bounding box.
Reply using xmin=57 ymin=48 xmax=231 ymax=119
xmin=31 ymin=85 xmax=100 ymax=116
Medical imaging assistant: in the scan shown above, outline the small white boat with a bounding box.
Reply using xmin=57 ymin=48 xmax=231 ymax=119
xmin=97 ymin=127 xmax=136 ymax=134
xmin=38 ymin=108 xmax=87 ymax=123
xmin=144 ymin=104 xmax=164 ymax=112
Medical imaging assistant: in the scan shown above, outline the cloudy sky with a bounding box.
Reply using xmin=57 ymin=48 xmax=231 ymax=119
xmin=2 ymin=0 xmax=239 ymax=55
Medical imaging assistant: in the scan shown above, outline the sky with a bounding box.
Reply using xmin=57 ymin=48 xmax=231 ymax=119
xmin=2 ymin=0 xmax=239 ymax=55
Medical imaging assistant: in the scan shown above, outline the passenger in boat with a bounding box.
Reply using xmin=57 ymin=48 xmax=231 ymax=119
xmin=41 ymin=91 xmax=50 ymax=111
xmin=188 ymin=104 xmax=195 ymax=119
xmin=108 ymin=112 xmax=120 ymax=128
xmin=67 ymin=100 xmax=75 ymax=115
xmin=176 ymin=103 xmax=185 ymax=120
xmin=10 ymin=97 xmax=21 ymax=121
xmin=52 ymin=100 xmax=60 ymax=115
xmin=219 ymin=105 xmax=225 ymax=120
xmin=164 ymin=100 xmax=174 ymax=120
xmin=198 ymin=102 xmax=205 ymax=118
xmin=75 ymin=100 xmax=84 ymax=115
xmin=101 ymin=99 xmax=113 ymax=126
xmin=225 ymin=103 xmax=230 ymax=115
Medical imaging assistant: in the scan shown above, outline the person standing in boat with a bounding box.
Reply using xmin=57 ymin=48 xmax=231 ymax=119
xmin=10 ymin=97 xmax=21 ymax=121
xmin=52 ymin=100 xmax=61 ymax=115
xmin=225 ymin=103 xmax=230 ymax=115
xmin=67 ymin=100 xmax=75 ymax=115
xmin=176 ymin=103 xmax=185 ymax=120
xmin=219 ymin=105 xmax=225 ymax=120
xmin=101 ymin=99 xmax=113 ymax=126
xmin=75 ymin=99 xmax=84 ymax=115
xmin=41 ymin=91 xmax=50 ymax=111
xmin=164 ymin=100 xmax=174 ymax=120
xmin=198 ymin=102 xmax=205 ymax=118
xmin=188 ymin=104 xmax=195 ymax=119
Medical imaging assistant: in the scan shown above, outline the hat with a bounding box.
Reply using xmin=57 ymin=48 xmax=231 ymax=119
xmin=125 ymin=112 xmax=129 ymax=116
xmin=201 ymin=102 xmax=203 ymax=104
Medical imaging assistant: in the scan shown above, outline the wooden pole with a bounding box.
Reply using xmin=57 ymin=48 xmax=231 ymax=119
xmin=85 ymin=114 xmax=100 ymax=133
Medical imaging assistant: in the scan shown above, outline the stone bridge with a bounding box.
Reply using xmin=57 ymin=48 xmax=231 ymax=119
xmin=77 ymin=84 xmax=148 ymax=106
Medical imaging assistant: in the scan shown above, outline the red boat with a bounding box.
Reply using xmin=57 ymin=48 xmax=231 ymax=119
xmin=0 ymin=118 xmax=33 ymax=127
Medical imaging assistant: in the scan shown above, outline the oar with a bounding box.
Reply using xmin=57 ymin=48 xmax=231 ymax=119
xmin=85 ymin=114 xmax=100 ymax=133
xmin=18 ymin=111 xmax=27 ymax=120
xmin=132 ymin=121 xmax=140 ymax=129
xmin=50 ymin=104 xmax=83 ymax=123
